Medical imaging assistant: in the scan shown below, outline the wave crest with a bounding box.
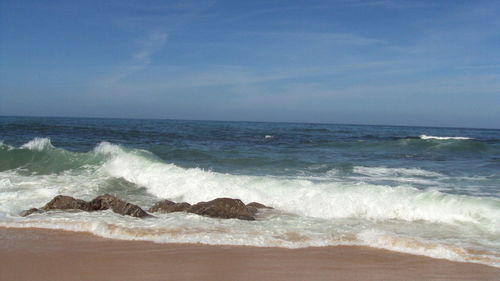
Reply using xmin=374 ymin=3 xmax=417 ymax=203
xmin=420 ymin=135 xmax=473 ymax=140
xmin=20 ymin=137 xmax=54 ymax=150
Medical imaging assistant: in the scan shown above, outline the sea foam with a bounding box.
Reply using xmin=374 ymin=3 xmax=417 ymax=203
xmin=20 ymin=137 xmax=54 ymax=150
xmin=353 ymin=166 xmax=443 ymax=177
xmin=420 ymin=135 xmax=473 ymax=140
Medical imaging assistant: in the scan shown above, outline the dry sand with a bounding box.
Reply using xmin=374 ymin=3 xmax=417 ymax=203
xmin=1 ymin=227 xmax=498 ymax=281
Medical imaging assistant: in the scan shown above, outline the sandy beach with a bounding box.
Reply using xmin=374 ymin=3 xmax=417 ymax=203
xmin=1 ymin=227 xmax=498 ymax=281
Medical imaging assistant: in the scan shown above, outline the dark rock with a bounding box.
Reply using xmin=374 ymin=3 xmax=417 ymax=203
xmin=247 ymin=206 xmax=258 ymax=215
xmin=41 ymin=195 xmax=91 ymax=211
xmin=20 ymin=208 xmax=43 ymax=217
xmin=24 ymin=194 xmax=152 ymax=218
xmin=246 ymin=206 xmax=257 ymax=216
xmin=148 ymin=200 xmax=191 ymax=213
xmin=149 ymin=200 xmax=175 ymax=212
xmin=246 ymin=202 xmax=273 ymax=215
xmin=168 ymin=202 xmax=192 ymax=212
xmin=246 ymin=202 xmax=273 ymax=209
xmin=89 ymin=194 xmax=152 ymax=218
xmin=188 ymin=198 xmax=255 ymax=221
xmin=23 ymin=194 xmax=261 ymax=221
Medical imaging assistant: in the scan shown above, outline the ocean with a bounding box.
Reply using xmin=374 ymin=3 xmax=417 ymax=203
xmin=0 ymin=116 xmax=499 ymax=267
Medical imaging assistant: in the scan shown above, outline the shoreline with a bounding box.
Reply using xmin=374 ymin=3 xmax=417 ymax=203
xmin=1 ymin=226 xmax=499 ymax=281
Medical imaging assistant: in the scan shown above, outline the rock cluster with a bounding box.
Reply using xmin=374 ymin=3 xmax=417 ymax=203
xmin=21 ymin=194 xmax=151 ymax=218
xmin=89 ymin=194 xmax=151 ymax=218
xmin=148 ymin=200 xmax=191 ymax=213
xmin=21 ymin=194 xmax=273 ymax=221
xmin=189 ymin=198 xmax=254 ymax=220
xmin=43 ymin=195 xmax=91 ymax=211
xmin=148 ymin=198 xmax=273 ymax=221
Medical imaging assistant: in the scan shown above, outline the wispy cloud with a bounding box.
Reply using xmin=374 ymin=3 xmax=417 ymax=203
xmin=104 ymin=60 xmax=403 ymax=93
xmin=96 ymin=30 xmax=168 ymax=93
xmin=89 ymin=0 xmax=214 ymax=97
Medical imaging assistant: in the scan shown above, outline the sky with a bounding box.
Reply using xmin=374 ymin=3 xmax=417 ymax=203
xmin=1 ymin=0 xmax=499 ymax=128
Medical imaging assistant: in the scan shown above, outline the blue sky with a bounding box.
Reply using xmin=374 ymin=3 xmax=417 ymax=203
xmin=1 ymin=0 xmax=499 ymax=128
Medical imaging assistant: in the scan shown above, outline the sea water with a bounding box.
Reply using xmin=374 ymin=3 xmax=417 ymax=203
xmin=0 ymin=116 xmax=499 ymax=266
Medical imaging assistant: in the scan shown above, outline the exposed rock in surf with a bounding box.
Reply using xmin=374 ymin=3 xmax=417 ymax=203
xmin=22 ymin=194 xmax=152 ymax=218
xmin=20 ymin=208 xmax=43 ymax=217
xmin=246 ymin=202 xmax=273 ymax=215
xmin=23 ymin=195 xmax=259 ymax=221
xmin=148 ymin=198 xmax=257 ymax=220
xmin=42 ymin=195 xmax=92 ymax=211
xmin=148 ymin=199 xmax=174 ymax=212
xmin=246 ymin=202 xmax=272 ymax=209
xmin=148 ymin=200 xmax=191 ymax=213
xmin=188 ymin=198 xmax=255 ymax=221
xmin=89 ymin=194 xmax=152 ymax=218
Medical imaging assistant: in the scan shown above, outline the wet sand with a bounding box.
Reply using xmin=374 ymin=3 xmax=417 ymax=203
xmin=1 ymin=227 xmax=498 ymax=281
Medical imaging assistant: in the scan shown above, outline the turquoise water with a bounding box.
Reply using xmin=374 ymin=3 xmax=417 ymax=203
xmin=1 ymin=116 xmax=499 ymax=266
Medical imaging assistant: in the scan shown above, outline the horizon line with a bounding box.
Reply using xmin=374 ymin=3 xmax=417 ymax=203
xmin=1 ymin=114 xmax=498 ymax=131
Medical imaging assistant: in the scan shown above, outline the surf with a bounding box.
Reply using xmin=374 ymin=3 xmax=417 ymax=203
xmin=1 ymin=137 xmax=499 ymax=267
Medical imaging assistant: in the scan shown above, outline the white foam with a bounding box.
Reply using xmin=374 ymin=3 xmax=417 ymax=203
xmin=353 ymin=166 xmax=443 ymax=178
xmin=2 ymin=212 xmax=498 ymax=267
xmin=0 ymin=210 xmax=340 ymax=248
xmin=0 ymin=140 xmax=10 ymax=149
xmin=93 ymin=141 xmax=126 ymax=155
xmin=420 ymin=135 xmax=473 ymax=140
xmin=264 ymin=135 xmax=274 ymax=139
xmin=358 ymin=229 xmax=467 ymax=262
xmin=0 ymin=168 xmax=106 ymax=214
xmin=20 ymin=137 xmax=54 ymax=150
